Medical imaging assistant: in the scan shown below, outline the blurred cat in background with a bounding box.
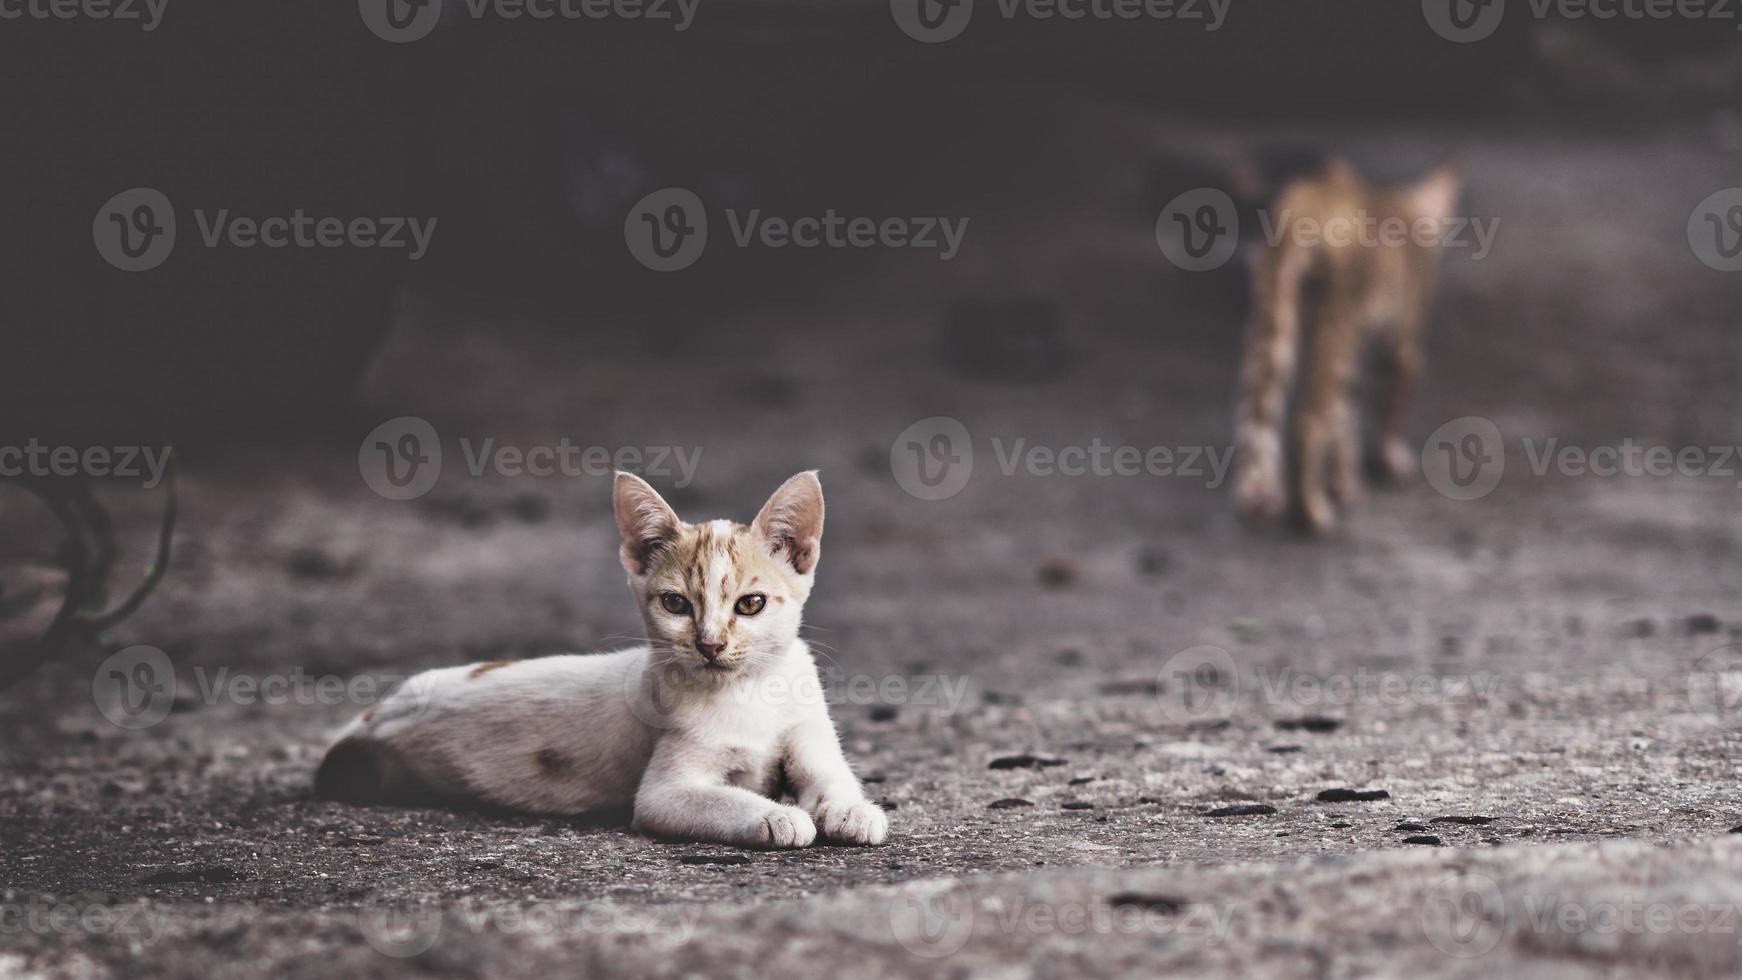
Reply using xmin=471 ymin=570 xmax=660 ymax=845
xmin=1232 ymin=159 xmax=1462 ymax=533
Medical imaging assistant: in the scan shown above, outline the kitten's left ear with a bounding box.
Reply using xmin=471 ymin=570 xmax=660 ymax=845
xmin=753 ymin=471 xmax=824 ymax=576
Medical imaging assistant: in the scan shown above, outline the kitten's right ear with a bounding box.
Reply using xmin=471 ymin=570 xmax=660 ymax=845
xmin=614 ymin=472 xmax=681 ymax=577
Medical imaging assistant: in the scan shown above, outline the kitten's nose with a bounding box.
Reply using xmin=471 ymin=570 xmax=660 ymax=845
xmin=695 ymin=640 xmax=725 ymax=663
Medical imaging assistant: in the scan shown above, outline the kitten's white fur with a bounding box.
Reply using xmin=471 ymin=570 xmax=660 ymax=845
xmin=316 ymin=471 xmax=887 ymax=848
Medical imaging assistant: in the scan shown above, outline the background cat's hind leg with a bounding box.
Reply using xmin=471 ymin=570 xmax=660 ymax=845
xmin=1367 ymin=322 xmax=1424 ymax=484
xmin=1233 ymin=248 xmax=1308 ymax=521
xmin=1293 ymin=300 xmax=1360 ymax=534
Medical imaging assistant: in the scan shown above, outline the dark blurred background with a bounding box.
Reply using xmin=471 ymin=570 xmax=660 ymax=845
xmin=3 ymin=2 xmax=1735 ymax=444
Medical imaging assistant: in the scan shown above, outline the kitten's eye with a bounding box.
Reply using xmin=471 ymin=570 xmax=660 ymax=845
xmin=734 ymin=594 xmax=767 ymax=616
xmin=658 ymin=593 xmax=692 ymax=615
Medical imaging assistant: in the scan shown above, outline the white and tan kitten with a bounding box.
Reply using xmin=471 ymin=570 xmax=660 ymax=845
xmin=315 ymin=471 xmax=887 ymax=849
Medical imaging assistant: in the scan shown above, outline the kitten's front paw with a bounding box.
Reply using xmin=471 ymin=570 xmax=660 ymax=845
xmin=751 ymin=805 xmax=817 ymax=849
xmin=815 ymin=797 xmax=888 ymax=846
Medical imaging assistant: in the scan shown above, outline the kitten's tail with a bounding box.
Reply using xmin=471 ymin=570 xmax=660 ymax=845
xmin=313 ymin=735 xmax=389 ymax=803
xmin=313 ymin=731 xmax=436 ymax=806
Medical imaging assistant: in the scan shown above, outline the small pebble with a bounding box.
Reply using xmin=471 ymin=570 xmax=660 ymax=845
xmin=1038 ymin=558 xmax=1077 ymax=589
xmin=1401 ymin=835 xmax=1443 ymax=846
xmin=1098 ymin=679 xmax=1161 ymax=696
xmin=509 ymin=493 xmax=551 ymax=523
xmin=1108 ymin=893 xmax=1184 ymax=913
xmin=1134 ymin=546 xmax=1171 ymax=578
xmin=989 ymin=755 xmax=1067 ymax=770
xmin=1317 ymin=788 xmax=1389 ymax=803
xmin=1205 ymin=804 xmax=1276 ymax=818
xmin=1686 ymin=613 xmax=1722 ymax=635
xmin=1276 ymin=717 xmax=1342 ymax=734
xmin=989 ymin=798 xmax=1034 ymax=810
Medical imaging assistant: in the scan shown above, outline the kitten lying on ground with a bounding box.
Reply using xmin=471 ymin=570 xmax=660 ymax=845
xmin=315 ymin=471 xmax=887 ymax=848
xmin=1232 ymin=159 xmax=1461 ymax=533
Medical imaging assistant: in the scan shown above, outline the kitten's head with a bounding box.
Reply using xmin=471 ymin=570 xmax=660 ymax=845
xmin=614 ymin=471 xmax=823 ymax=678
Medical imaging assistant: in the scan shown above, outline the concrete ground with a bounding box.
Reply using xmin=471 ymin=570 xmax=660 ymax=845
xmin=4 ymin=76 xmax=1742 ymax=978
